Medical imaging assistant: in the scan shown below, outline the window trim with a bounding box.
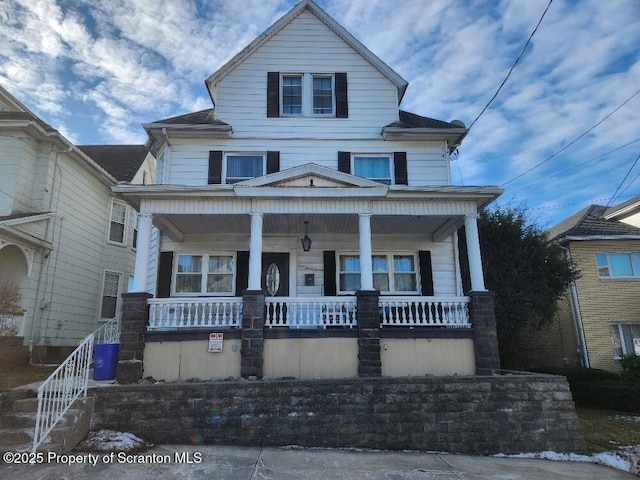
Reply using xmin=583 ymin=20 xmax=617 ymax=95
xmin=100 ymin=270 xmax=123 ymax=320
xmin=336 ymin=252 xmax=420 ymax=294
xmin=108 ymin=199 xmax=128 ymax=246
xmin=280 ymin=72 xmax=335 ymax=117
xmin=351 ymin=154 xmax=394 ymax=185
xmin=173 ymin=252 xmax=237 ymax=296
xmin=596 ymin=251 xmax=640 ymax=279
xmin=224 ymin=153 xmax=266 ymax=184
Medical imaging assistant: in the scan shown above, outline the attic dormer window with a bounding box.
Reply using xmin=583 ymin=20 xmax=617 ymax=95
xmin=268 ymin=72 xmax=347 ymax=118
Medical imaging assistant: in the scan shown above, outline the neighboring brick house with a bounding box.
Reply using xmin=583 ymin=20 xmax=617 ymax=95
xmin=0 ymin=84 xmax=154 ymax=362
xmin=541 ymin=202 xmax=640 ymax=372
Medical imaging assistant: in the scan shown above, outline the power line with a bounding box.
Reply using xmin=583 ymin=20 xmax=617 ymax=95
xmin=467 ymin=0 xmax=553 ymax=132
xmin=501 ymin=87 xmax=640 ymax=187
xmin=607 ymin=153 xmax=640 ymax=206
xmin=526 ymin=192 xmax=640 ymax=210
xmin=510 ymin=137 xmax=640 ymax=194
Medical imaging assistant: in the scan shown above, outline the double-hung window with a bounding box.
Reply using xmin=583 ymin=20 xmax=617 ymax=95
xmin=108 ymin=200 xmax=127 ymax=245
xmin=353 ymin=155 xmax=392 ymax=184
xmin=596 ymin=252 xmax=640 ymax=278
xmin=225 ymin=154 xmax=265 ymax=183
xmin=281 ymin=73 xmax=334 ymax=117
xmin=100 ymin=271 xmax=122 ymax=319
xmin=612 ymin=323 xmax=640 ymax=359
xmin=175 ymin=254 xmax=235 ymax=295
xmin=338 ymin=253 xmax=419 ymax=293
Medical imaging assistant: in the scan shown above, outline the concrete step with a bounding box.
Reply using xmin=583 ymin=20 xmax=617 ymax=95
xmin=13 ymin=398 xmax=39 ymax=413
xmin=0 ymin=441 xmax=62 ymax=454
xmin=0 ymin=427 xmax=32 ymax=445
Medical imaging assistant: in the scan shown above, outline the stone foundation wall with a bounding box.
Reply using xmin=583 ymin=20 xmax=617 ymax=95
xmin=91 ymin=374 xmax=585 ymax=455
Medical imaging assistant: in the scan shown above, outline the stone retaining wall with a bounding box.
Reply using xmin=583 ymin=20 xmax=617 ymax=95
xmin=90 ymin=374 xmax=585 ymax=455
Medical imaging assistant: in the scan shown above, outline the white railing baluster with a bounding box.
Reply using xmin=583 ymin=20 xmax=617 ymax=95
xmin=379 ymin=296 xmax=470 ymax=328
xmin=147 ymin=298 xmax=243 ymax=330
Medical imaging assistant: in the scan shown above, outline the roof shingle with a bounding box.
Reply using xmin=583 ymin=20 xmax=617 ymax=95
xmin=77 ymin=145 xmax=150 ymax=183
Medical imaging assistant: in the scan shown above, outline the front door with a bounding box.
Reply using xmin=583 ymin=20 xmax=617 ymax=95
xmin=261 ymin=253 xmax=289 ymax=297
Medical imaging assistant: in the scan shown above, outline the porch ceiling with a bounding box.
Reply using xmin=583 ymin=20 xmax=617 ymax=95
xmin=155 ymin=213 xmax=462 ymax=236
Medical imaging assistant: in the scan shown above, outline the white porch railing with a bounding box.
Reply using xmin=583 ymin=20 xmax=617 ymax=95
xmin=95 ymin=316 xmax=121 ymax=344
xmin=379 ymin=296 xmax=471 ymax=327
xmin=33 ymin=333 xmax=94 ymax=453
xmin=0 ymin=313 xmax=25 ymax=336
xmin=148 ymin=297 xmax=243 ymax=330
xmin=265 ymin=296 xmax=357 ymax=329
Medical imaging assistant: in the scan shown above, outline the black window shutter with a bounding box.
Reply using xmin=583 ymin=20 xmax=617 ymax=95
xmin=267 ymin=72 xmax=280 ymax=118
xmin=208 ymin=151 xmax=223 ymax=184
xmin=418 ymin=251 xmax=434 ymax=296
xmin=157 ymin=251 xmax=174 ymax=298
xmin=335 ymin=73 xmax=348 ymax=118
xmin=338 ymin=151 xmax=351 ymax=174
xmin=266 ymin=151 xmax=280 ymax=174
xmin=235 ymin=251 xmax=249 ymax=295
xmin=323 ymin=250 xmax=337 ymax=296
xmin=394 ymin=152 xmax=408 ymax=185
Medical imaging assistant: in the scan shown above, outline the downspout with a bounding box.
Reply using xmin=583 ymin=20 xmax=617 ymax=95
xmin=562 ymin=245 xmax=589 ymax=367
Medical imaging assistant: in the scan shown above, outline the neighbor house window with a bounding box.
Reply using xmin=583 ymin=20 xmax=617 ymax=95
xmin=596 ymin=252 xmax=640 ymax=278
xmin=338 ymin=253 xmax=419 ymax=293
xmin=353 ymin=155 xmax=392 ymax=184
xmin=175 ymin=254 xmax=234 ymax=295
xmin=132 ymin=212 xmax=138 ymax=249
xmin=108 ymin=200 xmax=127 ymax=245
xmin=101 ymin=271 xmax=122 ymax=319
xmin=611 ymin=323 xmax=640 ymax=359
xmin=225 ymin=154 xmax=265 ymax=183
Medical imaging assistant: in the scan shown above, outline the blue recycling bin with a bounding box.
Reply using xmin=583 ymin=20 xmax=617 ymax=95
xmin=93 ymin=343 xmax=120 ymax=380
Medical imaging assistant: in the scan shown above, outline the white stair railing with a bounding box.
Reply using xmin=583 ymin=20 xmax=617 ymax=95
xmin=32 ymin=333 xmax=94 ymax=453
xmin=32 ymin=316 xmax=121 ymax=453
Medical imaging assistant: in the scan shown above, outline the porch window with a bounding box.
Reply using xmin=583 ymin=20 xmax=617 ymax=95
xmin=353 ymin=155 xmax=392 ymax=184
xmin=108 ymin=200 xmax=127 ymax=245
xmin=100 ymin=271 xmax=122 ymax=319
xmin=226 ymin=154 xmax=265 ymax=183
xmin=175 ymin=254 xmax=234 ymax=295
xmin=597 ymin=252 xmax=640 ymax=278
xmin=611 ymin=323 xmax=640 ymax=359
xmin=338 ymin=253 xmax=419 ymax=293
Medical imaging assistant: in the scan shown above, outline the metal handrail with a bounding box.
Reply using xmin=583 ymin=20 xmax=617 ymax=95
xmin=32 ymin=316 xmax=121 ymax=452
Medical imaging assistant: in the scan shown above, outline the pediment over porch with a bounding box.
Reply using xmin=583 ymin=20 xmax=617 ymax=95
xmin=234 ymin=163 xmax=388 ymax=197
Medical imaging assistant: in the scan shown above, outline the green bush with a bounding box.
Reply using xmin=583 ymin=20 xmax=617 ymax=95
xmin=570 ymin=380 xmax=640 ymax=413
xmin=620 ymin=355 xmax=640 ymax=384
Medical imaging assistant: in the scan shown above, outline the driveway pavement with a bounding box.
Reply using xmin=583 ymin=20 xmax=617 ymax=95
xmin=0 ymin=445 xmax=636 ymax=479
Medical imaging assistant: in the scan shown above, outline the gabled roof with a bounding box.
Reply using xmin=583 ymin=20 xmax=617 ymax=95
xmin=147 ymin=109 xmax=230 ymax=127
xmin=388 ymin=111 xmax=465 ymax=130
xmin=78 ymin=145 xmax=150 ymax=183
xmin=205 ymin=0 xmax=408 ymax=103
xmin=549 ymin=204 xmax=640 ymax=242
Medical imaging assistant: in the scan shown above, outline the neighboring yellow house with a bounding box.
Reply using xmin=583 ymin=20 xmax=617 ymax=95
xmin=541 ymin=201 xmax=640 ymax=373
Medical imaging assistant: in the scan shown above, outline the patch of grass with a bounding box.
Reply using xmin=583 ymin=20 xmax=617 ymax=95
xmin=0 ymin=365 xmax=57 ymax=391
xmin=576 ymin=407 xmax=640 ymax=453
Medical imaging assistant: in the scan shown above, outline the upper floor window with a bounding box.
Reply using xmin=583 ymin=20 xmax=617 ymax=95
xmin=337 ymin=253 xmax=419 ymax=294
xmin=109 ymin=200 xmax=127 ymax=245
xmin=175 ymin=253 xmax=235 ymax=295
xmin=596 ymin=252 xmax=640 ymax=278
xmin=226 ymin=154 xmax=265 ymax=183
xmin=268 ymin=72 xmax=347 ymax=118
xmin=353 ymin=155 xmax=392 ymax=185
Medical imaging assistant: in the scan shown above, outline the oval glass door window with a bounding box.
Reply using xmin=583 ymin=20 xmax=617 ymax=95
xmin=265 ymin=263 xmax=280 ymax=296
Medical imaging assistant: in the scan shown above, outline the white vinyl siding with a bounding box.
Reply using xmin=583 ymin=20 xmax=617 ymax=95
xmin=214 ymin=10 xmax=399 ymax=138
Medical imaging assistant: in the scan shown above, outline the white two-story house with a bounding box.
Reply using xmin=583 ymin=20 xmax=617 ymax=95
xmin=0 ymin=84 xmax=154 ymax=363
xmin=114 ymin=0 xmax=502 ymax=382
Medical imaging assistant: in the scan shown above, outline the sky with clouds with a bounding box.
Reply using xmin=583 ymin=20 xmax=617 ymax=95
xmin=1 ymin=0 xmax=639 ymax=227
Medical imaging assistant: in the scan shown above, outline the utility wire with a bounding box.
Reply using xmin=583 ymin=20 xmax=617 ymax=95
xmin=607 ymin=153 xmax=640 ymax=206
xmin=501 ymin=87 xmax=640 ymax=187
xmin=467 ymin=0 xmax=553 ymax=132
xmin=510 ymin=137 xmax=640 ymax=194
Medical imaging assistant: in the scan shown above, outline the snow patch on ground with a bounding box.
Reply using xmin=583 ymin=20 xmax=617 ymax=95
xmin=494 ymin=448 xmax=640 ymax=476
xmin=76 ymin=430 xmax=153 ymax=454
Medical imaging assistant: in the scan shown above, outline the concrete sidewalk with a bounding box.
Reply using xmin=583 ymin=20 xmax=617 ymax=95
xmin=0 ymin=445 xmax=636 ymax=479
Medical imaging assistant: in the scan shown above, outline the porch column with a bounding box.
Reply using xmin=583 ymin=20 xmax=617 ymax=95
xmin=358 ymin=213 xmax=374 ymax=290
xmin=464 ymin=214 xmax=487 ymax=292
xmin=131 ymin=213 xmax=153 ymax=292
xmin=248 ymin=212 xmax=263 ymax=291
